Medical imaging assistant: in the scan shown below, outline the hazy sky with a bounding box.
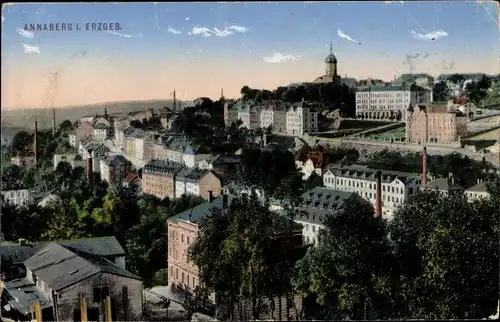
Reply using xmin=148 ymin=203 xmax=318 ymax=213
xmin=2 ymin=1 xmax=499 ymax=109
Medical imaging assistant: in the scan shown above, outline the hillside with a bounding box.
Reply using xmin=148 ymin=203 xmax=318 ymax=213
xmin=1 ymin=99 xmax=181 ymax=129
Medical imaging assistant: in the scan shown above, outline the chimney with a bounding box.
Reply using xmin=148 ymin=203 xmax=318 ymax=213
xmin=86 ymin=156 xmax=93 ymax=180
xmin=52 ymin=108 xmax=56 ymax=136
xmin=208 ymin=190 xmax=214 ymax=202
xmin=33 ymin=117 xmax=38 ymax=167
xmin=375 ymin=171 xmax=382 ymax=218
xmin=422 ymin=147 xmax=428 ymax=186
xmin=222 ymin=193 xmax=228 ymax=209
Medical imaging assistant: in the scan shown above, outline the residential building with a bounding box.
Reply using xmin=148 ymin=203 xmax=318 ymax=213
xmin=123 ymin=173 xmax=142 ymax=193
xmin=406 ymin=104 xmax=468 ymax=144
xmin=115 ymin=126 xmax=136 ymax=150
xmin=1 ymin=189 xmax=32 ymax=207
xmin=465 ymin=180 xmax=491 ymax=201
xmin=1 ymin=176 xmax=20 ymax=190
xmin=93 ymin=123 xmax=109 ymax=141
xmin=80 ymin=141 xmax=110 ymax=174
xmin=53 ymin=153 xmax=84 ymax=170
xmin=72 ymin=122 xmax=95 ymax=147
xmin=355 ymin=84 xmax=432 ymax=121
xmin=165 ymin=137 xmax=187 ymax=163
xmin=142 ymin=159 xmax=183 ymax=199
xmin=37 ymin=193 xmax=60 ymax=208
xmin=393 ymin=73 xmax=434 ymax=88
xmin=175 ymin=169 xmax=222 ymax=200
xmin=0 ymin=237 xmax=142 ymax=321
xmin=295 ymin=149 xmax=327 ymax=180
xmin=423 ymin=176 xmax=464 ymax=197
xmin=237 ymin=105 xmax=261 ymax=130
xmin=100 ymin=155 xmax=128 ymax=184
xmin=133 ymin=130 xmax=154 ymax=161
xmin=125 ymin=136 xmax=136 ymax=157
xmin=152 ymin=140 xmax=169 ymax=161
xmin=11 ymin=150 xmax=36 ymax=168
xmin=295 ymin=187 xmax=358 ymax=245
xmin=113 ymin=116 xmax=131 ymax=130
xmin=199 ymin=154 xmax=242 ymax=182
xmin=323 ymin=164 xmax=422 ymax=220
xmin=285 ymin=100 xmax=319 ymax=135
xmin=182 ymin=144 xmax=211 ymax=168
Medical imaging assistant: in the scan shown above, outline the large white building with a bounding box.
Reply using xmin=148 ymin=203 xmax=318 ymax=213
xmin=227 ymin=100 xmax=318 ymax=136
xmin=294 ymin=187 xmax=357 ymax=245
xmin=355 ymin=84 xmax=432 ymax=121
xmin=322 ymin=165 xmax=422 ymax=220
xmin=1 ymin=189 xmax=33 ymax=207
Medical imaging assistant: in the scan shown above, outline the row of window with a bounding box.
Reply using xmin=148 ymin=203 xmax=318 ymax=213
xmin=324 ymin=177 xmax=406 ymax=194
xmin=170 ymin=266 xmax=197 ymax=289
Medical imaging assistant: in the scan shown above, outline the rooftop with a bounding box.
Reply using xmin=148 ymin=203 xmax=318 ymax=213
xmin=24 ymin=242 xmax=140 ymax=291
xmin=326 ymin=164 xmax=420 ymax=185
xmin=425 ymin=178 xmax=464 ymax=191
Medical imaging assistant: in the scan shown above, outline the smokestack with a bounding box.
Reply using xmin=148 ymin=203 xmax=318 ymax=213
xmin=86 ymin=156 xmax=93 ymax=181
xmin=208 ymin=190 xmax=214 ymax=202
xmin=222 ymin=191 xmax=228 ymax=209
xmin=173 ymin=89 xmax=176 ymax=112
xmin=422 ymin=147 xmax=428 ymax=186
xmin=52 ymin=108 xmax=56 ymax=136
xmin=375 ymin=171 xmax=382 ymax=218
xmin=33 ymin=117 xmax=38 ymax=167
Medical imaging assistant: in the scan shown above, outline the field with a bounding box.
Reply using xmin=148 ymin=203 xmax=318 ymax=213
xmin=366 ymin=126 xmax=406 ymax=140
xmin=1 ymin=99 xmax=178 ymax=130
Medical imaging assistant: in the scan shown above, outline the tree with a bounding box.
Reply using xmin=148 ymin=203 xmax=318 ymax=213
xmin=130 ymin=120 xmax=142 ymax=128
xmin=484 ymin=80 xmax=500 ymax=106
xmin=2 ymin=164 xmax=23 ymax=179
xmin=189 ymin=195 xmax=300 ymax=320
xmin=291 ymin=196 xmax=396 ymax=320
xmin=1 ymin=203 xmax=50 ymax=242
xmin=433 ymin=81 xmax=451 ymax=102
xmin=59 ymin=120 xmax=74 ymax=132
xmin=467 ymin=75 xmax=491 ymax=107
xmin=389 ymin=190 xmax=499 ymax=319
xmin=11 ymin=130 xmax=33 ymax=152
xmin=42 ymin=199 xmax=87 ymax=240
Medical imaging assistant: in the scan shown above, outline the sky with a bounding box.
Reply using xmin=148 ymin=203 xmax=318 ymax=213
xmin=1 ymin=1 xmax=500 ymax=109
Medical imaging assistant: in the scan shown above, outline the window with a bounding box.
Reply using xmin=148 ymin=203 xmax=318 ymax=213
xmin=187 ymin=236 xmax=190 ymax=245
xmin=93 ymin=286 xmax=110 ymax=303
xmin=181 ymin=234 xmax=184 ymax=243
xmin=32 ymin=272 xmax=37 ymax=283
xmin=182 ymin=272 xmax=185 ymax=284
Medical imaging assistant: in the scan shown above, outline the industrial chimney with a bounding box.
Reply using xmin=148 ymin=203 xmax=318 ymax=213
xmin=375 ymin=171 xmax=382 ymax=218
xmin=33 ymin=117 xmax=38 ymax=167
xmin=52 ymin=108 xmax=56 ymax=136
xmin=86 ymin=155 xmax=93 ymax=181
xmin=422 ymin=147 xmax=428 ymax=186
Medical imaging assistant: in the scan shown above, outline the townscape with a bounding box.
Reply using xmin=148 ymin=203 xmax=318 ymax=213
xmin=2 ymin=2 xmax=500 ymax=322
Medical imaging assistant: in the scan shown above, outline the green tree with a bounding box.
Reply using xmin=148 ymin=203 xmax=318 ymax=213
xmin=484 ymin=80 xmax=500 ymax=106
xmin=433 ymin=81 xmax=451 ymax=102
xmin=130 ymin=120 xmax=142 ymax=128
xmin=467 ymin=75 xmax=491 ymax=107
xmin=11 ymin=130 xmax=33 ymax=153
xmin=189 ymin=196 xmax=299 ymax=320
xmin=2 ymin=164 xmax=23 ymax=179
xmin=0 ymin=203 xmax=50 ymax=242
xmin=59 ymin=120 xmax=74 ymax=132
xmin=291 ymin=196 xmax=395 ymax=320
xmin=389 ymin=189 xmax=499 ymax=319
xmin=42 ymin=199 xmax=87 ymax=240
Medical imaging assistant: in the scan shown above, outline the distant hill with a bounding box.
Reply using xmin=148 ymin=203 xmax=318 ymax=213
xmin=1 ymin=99 xmax=182 ymax=129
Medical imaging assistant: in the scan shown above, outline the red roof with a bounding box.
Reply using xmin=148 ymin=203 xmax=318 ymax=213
xmin=124 ymin=173 xmax=139 ymax=183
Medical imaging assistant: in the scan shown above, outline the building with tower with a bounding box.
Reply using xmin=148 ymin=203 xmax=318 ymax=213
xmin=313 ymin=44 xmax=342 ymax=84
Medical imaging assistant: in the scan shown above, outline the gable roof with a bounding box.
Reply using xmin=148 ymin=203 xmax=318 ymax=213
xmin=466 ymin=181 xmax=490 ymax=193
xmin=326 ymin=164 xmax=420 ymax=185
xmin=124 ymin=173 xmax=139 ymax=183
xmin=102 ymin=154 xmax=127 ymax=166
xmin=24 ymin=242 xmax=139 ymax=291
xmin=425 ymin=178 xmax=464 ymax=191
xmin=0 ymin=236 xmax=125 ymax=265
xmin=168 ymin=196 xmax=231 ymax=225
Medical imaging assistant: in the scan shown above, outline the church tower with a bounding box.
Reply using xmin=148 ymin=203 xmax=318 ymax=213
xmin=325 ymin=43 xmax=338 ymax=78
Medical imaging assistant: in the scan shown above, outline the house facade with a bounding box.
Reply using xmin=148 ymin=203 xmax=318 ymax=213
xmin=100 ymin=155 xmax=128 ymax=184
xmin=141 ymin=160 xmax=183 ymax=199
